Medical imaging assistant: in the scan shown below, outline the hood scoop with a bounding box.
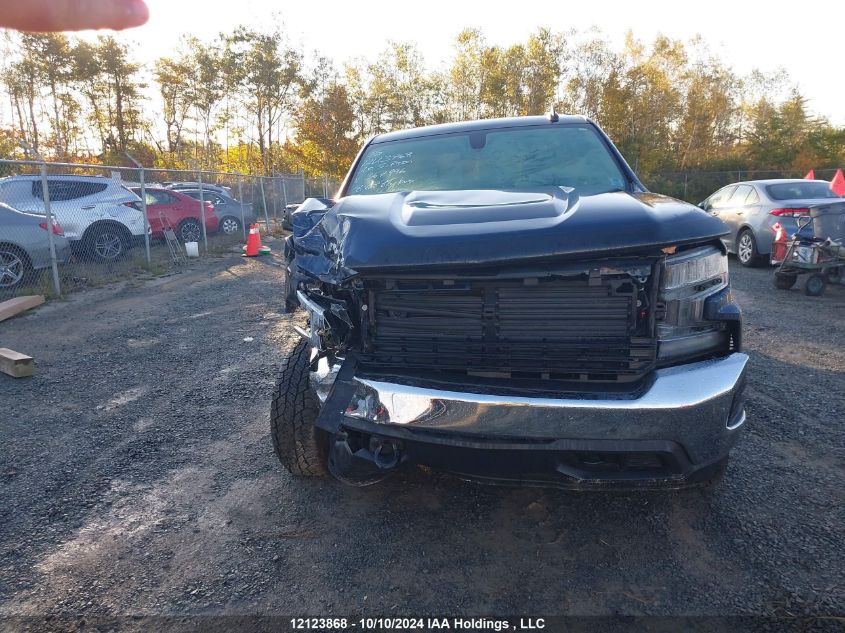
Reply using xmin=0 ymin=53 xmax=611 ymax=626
xmin=401 ymin=188 xmax=573 ymax=226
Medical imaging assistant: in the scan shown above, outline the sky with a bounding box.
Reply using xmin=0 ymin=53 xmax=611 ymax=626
xmin=123 ymin=0 xmax=845 ymax=125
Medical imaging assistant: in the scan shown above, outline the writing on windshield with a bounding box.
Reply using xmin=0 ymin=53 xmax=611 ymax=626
xmin=348 ymin=125 xmax=628 ymax=196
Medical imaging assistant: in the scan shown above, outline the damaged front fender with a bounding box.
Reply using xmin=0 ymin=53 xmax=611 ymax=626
xmin=288 ymin=197 xmax=361 ymax=284
xmin=292 ymin=289 xmax=354 ymax=353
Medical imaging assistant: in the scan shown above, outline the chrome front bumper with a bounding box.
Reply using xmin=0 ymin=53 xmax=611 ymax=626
xmin=317 ymin=353 xmax=749 ymax=466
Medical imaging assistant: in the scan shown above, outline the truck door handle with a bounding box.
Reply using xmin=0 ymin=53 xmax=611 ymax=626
xmin=81 ymin=204 xmax=95 ymax=210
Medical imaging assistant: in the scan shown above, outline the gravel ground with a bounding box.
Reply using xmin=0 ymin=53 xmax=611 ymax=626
xmin=0 ymin=248 xmax=842 ymax=627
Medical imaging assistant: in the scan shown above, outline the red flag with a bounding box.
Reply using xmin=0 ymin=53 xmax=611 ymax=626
xmin=804 ymin=169 xmax=815 ymax=179
xmin=832 ymin=169 xmax=845 ymax=197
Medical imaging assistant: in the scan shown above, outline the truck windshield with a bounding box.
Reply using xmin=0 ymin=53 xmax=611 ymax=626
xmin=347 ymin=124 xmax=629 ymax=196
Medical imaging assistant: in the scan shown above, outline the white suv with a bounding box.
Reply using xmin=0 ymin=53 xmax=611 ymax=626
xmin=0 ymin=175 xmax=145 ymax=262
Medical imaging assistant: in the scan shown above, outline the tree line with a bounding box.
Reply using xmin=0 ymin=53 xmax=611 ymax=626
xmin=2 ymin=26 xmax=843 ymax=196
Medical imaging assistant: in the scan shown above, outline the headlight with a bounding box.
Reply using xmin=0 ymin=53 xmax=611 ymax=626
xmin=662 ymin=247 xmax=728 ymax=291
xmin=658 ymin=246 xmax=731 ymax=361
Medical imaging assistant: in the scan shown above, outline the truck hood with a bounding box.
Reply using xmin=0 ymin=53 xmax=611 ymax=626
xmin=292 ymin=188 xmax=728 ymax=281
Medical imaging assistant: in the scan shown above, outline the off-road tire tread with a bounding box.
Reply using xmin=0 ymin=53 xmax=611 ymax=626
xmin=270 ymin=339 xmax=328 ymax=477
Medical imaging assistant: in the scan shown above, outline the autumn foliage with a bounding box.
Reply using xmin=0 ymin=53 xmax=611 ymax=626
xmin=1 ymin=27 xmax=843 ymax=197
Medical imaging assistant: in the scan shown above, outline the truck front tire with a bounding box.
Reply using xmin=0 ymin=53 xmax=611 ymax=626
xmin=270 ymin=338 xmax=329 ymax=477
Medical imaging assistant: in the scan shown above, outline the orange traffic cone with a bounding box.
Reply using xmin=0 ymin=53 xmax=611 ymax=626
xmin=254 ymin=224 xmax=271 ymax=255
xmin=771 ymin=222 xmax=788 ymax=263
xmin=243 ymin=224 xmax=260 ymax=257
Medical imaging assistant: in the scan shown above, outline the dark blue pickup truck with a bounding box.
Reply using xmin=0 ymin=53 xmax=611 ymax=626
xmin=273 ymin=114 xmax=747 ymax=490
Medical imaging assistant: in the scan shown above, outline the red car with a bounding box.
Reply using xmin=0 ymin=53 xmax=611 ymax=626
xmin=129 ymin=187 xmax=218 ymax=242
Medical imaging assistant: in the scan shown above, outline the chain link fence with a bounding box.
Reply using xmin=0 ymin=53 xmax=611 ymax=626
xmin=0 ymin=157 xmax=323 ymax=301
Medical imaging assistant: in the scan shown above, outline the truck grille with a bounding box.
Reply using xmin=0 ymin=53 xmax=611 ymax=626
xmin=361 ymin=277 xmax=656 ymax=383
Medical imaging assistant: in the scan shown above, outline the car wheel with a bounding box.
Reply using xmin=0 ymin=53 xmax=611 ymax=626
xmin=0 ymin=245 xmax=30 ymax=289
xmin=804 ymin=273 xmax=826 ymax=297
xmin=178 ymin=219 xmax=202 ymax=243
xmin=736 ymin=230 xmax=760 ymax=267
xmin=87 ymin=226 xmax=128 ymax=262
xmin=219 ymin=217 xmax=241 ymax=235
xmin=773 ymin=272 xmax=797 ymax=290
xmin=270 ymin=338 xmax=329 ymax=477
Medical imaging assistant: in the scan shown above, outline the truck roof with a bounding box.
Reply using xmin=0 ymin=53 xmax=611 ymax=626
xmin=371 ymin=114 xmax=590 ymax=144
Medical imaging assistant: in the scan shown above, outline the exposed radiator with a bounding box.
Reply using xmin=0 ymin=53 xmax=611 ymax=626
xmin=360 ymin=276 xmax=656 ymax=383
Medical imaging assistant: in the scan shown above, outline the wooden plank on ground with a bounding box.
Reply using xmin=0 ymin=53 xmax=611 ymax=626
xmin=0 ymin=295 xmax=45 ymax=323
xmin=0 ymin=348 xmax=34 ymax=378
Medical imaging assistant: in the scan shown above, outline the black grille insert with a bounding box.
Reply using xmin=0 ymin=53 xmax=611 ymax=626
xmin=361 ymin=276 xmax=656 ymax=382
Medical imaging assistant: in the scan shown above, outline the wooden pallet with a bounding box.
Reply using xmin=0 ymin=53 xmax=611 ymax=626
xmin=0 ymin=295 xmax=45 ymax=323
xmin=0 ymin=348 xmax=34 ymax=378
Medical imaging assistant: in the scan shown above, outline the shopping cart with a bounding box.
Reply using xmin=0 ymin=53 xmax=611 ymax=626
xmin=772 ymin=202 xmax=845 ymax=297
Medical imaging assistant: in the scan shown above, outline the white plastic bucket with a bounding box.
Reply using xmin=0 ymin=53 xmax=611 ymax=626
xmin=185 ymin=241 xmax=199 ymax=258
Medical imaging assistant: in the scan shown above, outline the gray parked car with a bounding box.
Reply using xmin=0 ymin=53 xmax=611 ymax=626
xmin=700 ymin=179 xmax=840 ymax=266
xmin=180 ymin=189 xmax=256 ymax=235
xmin=0 ymin=202 xmax=71 ymax=290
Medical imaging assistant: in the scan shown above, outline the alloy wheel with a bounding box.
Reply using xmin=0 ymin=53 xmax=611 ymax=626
xmin=94 ymin=233 xmax=124 ymax=260
xmin=180 ymin=221 xmax=202 ymax=243
xmin=221 ymin=218 xmax=240 ymax=235
xmin=738 ymin=233 xmax=754 ymax=264
xmin=0 ymin=250 xmax=25 ymax=288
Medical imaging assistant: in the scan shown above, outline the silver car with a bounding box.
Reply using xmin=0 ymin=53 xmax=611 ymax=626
xmin=700 ymin=179 xmax=840 ymax=266
xmin=0 ymin=175 xmax=144 ymax=262
xmin=0 ymin=202 xmax=71 ymax=290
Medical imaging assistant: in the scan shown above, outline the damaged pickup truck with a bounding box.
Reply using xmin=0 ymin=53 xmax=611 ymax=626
xmin=272 ymin=114 xmax=747 ymax=490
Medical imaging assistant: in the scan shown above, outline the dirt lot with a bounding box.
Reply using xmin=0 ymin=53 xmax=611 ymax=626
xmin=0 ymin=247 xmax=843 ymax=627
